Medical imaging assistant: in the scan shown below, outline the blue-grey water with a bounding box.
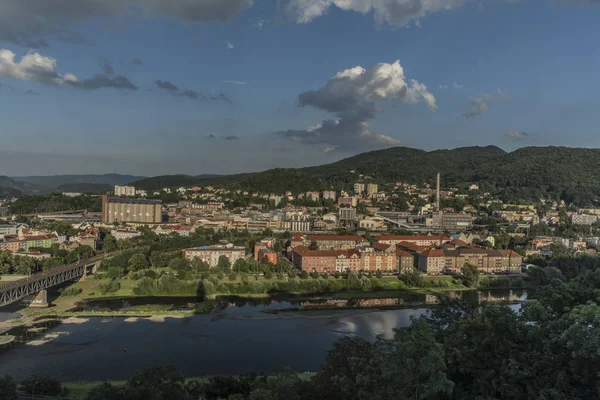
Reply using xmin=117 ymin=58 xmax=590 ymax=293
xmin=0 ymin=290 xmax=525 ymax=381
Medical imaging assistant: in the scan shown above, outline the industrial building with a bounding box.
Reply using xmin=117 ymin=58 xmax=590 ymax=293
xmin=101 ymin=195 xmax=163 ymax=224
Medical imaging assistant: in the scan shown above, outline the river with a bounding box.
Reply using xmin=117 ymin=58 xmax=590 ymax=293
xmin=0 ymin=289 xmax=526 ymax=381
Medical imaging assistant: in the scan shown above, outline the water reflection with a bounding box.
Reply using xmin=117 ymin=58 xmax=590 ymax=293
xmin=0 ymin=289 xmax=528 ymax=381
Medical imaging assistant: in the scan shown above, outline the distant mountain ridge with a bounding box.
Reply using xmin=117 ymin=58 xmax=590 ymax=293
xmin=132 ymin=145 xmax=600 ymax=206
xmin=11 ymin=174 xmax=145 ymax=191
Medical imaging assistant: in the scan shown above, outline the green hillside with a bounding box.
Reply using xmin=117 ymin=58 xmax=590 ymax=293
xmin=133 ymin=146 xmax=600 ymax=206
xmin=54 ymin=183 xmax=112 ymax=194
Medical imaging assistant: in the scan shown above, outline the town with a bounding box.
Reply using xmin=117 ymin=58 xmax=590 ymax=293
xmin=1 ymin=171 xmax=597 ymax=280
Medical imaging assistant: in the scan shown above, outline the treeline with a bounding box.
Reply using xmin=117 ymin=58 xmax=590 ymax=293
xmin=9 ymin=194 xmax=101 ymax=214
xmin=134 ymin=146 xmax=600 ymax=206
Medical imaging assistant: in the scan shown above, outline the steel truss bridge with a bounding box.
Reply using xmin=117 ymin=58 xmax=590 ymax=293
xmin=0 ymin=253 xmax=113 ymax=307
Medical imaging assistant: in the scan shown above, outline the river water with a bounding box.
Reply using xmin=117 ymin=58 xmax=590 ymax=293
xmin=0 ymin=290 xmax=526 ymax=381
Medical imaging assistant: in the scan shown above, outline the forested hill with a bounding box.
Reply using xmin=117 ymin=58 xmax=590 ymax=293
xmin=133 ymin=146 xmax=600 ymax=206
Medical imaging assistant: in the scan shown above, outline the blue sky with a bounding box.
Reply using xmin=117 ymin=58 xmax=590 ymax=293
xmin=1 ymin=0 xmax=599 ymax=176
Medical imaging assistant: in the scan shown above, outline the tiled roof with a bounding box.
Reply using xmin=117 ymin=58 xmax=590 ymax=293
xmin=306 ymin=235 xmax=365 ymax=242
xmin=376 ymin=235 xmax=451 ymax=241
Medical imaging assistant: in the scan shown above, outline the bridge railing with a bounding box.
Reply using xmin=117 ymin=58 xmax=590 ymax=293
xmin=0 ymin=251 xmax=118 ymax=294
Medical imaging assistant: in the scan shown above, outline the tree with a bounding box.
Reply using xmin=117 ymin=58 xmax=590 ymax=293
xmin=124 ymin=365 xmax=190 ymax=400
xmin=65 ymin=245 xmax=95 ymax=263
xmin=13 ymin=256 xmax=36 ymax=275
xmin=311 ymin=337 xmax=373 ymax=400
xmin=19 ymin=376 xmax=65 ymax=396
xmin=217 ymin=255 xmax=231 ymax=270
xmin=375 ymin=270 xmax=383 ymax=279
xmin=300 ymin=270 xmax=309 ymax=279
xmin=355 ymin=319 xmax=453 ymax=400
xmin=103 ymin=234 xmax=118 ymax=252
xmin=308 ymin=240 xmax=319 ymax=250
xmin=461 ymin=263 xmax=480 ymax=287
xmin=0 ymin=376 xmax=17 ymax=400
xmin=86 ymin=382 xmax=129 ymax=400
xmin=399 ymin=271 xmax=423 ymax=287
xmin=128 ymin=253 xmax=149 ymax=272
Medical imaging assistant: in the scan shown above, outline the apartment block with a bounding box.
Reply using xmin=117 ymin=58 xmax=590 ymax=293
xmin=376 ymin=235 xmax=451 ymax=247
xmin=367 ymin=184 xmax=379 ymax=196
xmin=114 ymin=185 xmax=136 ymax=197
xmin=418 ymin=247 xmax=522 ymax=275
xmin=354 ymin=183 xmax=365 ymax=194
xmin=183 ymin=245 xmax=246 ymax=268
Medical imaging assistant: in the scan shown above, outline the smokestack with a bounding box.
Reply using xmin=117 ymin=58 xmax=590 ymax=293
xmin=436 ymin=172 xmax=441 ymax=212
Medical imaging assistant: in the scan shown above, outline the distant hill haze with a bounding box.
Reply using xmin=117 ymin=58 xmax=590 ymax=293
xmin=132 ymin=146 xmax=600 ymax=207
xmin=9 ymin=174 xmax=145 ymax=192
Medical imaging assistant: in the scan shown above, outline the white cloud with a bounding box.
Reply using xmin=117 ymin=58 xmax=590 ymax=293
xmin=223 ymin=80 xmax=246 ymax=85
xmin=286 ymin=0 xmax=467 ymax=28
xmin=225 ymin=40 xmax=235 ymax=49
xmin=439 ymin=84 xmax=448 ymax=89
xmin=275 ymin=59 xmax=433 ymax=152
xmin=463 ymin=88 xmax=506 ymax=118
xmin=0 ymin=49 xmax=75 ymax=85
xmin=0 ymin=48 xmax=137 ymax=90
xmin=452 ymin=82 xmax=463 ymax=89
xmin=505 ymin=131 xmax=532 ymax=141
xmin=299 ymin=60 xmax=437 ymax=112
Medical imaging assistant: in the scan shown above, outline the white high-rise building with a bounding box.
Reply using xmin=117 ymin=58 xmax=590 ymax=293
xmin=367 ymin=184 xmax=379 ymax=196
xmin=114 ymin=185 xmax=136 ymax=197
xmin=354 ymin=183 xmax=365 ymax=194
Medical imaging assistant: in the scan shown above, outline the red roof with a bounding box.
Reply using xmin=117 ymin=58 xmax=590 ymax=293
xmin=420 ymin=249 xmax=446 ymax=257
xmin=306 ymin=235 xmax=364 ymax=242
xmin=376 ymin=235 xmax=450 ymax=241
xmin=293 ymin=245 xmax=355 ymax=258
xmin=396 ymin=249 xmax=414 ymax=257
xmin=499 ymin=250 xmax=521 ymax=257
xmin=373 ymin=242 xmax=395 ymax=252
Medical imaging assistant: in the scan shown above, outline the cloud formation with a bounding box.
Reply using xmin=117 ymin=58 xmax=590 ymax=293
xmin=223 ymin=80 xmax=246 ymax=85
xmin=275 ymin=60 xmax=435 ymax=153
xmin=505 ymin=131 xmax=533 ymax=141
xmin=286 ymin=0 xmax=466 ymax=28
xmin=225 ymin=40 xmax=235 ymax=50
xmin=155 ymin=80 xmax=231 ymax=103
xmin=463 ymin=88 xmax=506 ymax=118
xmin=25 ymin=89 xmax=39 ymax=95
xmin=0 ymin=49 xmax=137 ymax=90
xmin=0 ymin=0 xmax=252 ymax=47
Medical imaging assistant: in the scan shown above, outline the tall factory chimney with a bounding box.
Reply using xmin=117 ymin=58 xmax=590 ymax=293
xmin=436 ymin=172 xmax=441 ymax=211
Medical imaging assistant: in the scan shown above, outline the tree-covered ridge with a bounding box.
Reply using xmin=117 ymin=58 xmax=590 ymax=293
xmin=8 ymin=194 xmax=102 ymax=214
xmin=133 ymin=146 xmax=600 ymax=206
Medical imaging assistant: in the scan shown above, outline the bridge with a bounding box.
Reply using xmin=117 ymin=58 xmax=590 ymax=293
xmin=0 ymin=253 xmax=113 ymax=307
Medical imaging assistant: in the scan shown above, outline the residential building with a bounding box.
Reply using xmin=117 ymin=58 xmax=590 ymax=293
xmin=354 ymin=183 xmax=365 ymax=194
xmin=417 ymin=246 xmax=522 ymax=275
xmin=258 ymin=248 xmax=278 ymax=264
xmin=339 ymin=207 xmax=357 ymax=222
xmin=322 ymin=191 xmax=337 ymax=200
xmin=292 ymin=246 xmax=361 ymax=273
xmin=0 ymin=225 xmax=17 ymax=239
xmin=305 ymin=234 xmax=367 ymax=250
xmin=102 ymin=195 xmax=163 ymax=224
xmin=359 ymin=245 xmax=396 ymax=272
xmin=306 ymin=191 xmax=320 ymax=202
xmin=281 ymin=220 xmax=312 ymax=232
xmin=367 ymin=184 xmax=379 ymax=196
xmin=254 ymin=238 xmax=276 ymax=260
xmin=183 ymin=245 xmax=246 ymax=268
xmin=338 ymin=196 xmax=358 ymax=207
xmin=376 ymin=235 xmax=451 ymax=247
xmin=154 ymin=225 xmax=193 ymax=236
xmin=114 ymin=185 xmax=136 ymax=197
xmin=571 ymin=214 xmax=599 ymax=226
xmin=111 ymin=229 xmax=142 ymax=241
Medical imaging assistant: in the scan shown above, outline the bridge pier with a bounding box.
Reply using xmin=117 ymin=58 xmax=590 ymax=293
xmin=29 ymin=290 xmax=49 ymax=308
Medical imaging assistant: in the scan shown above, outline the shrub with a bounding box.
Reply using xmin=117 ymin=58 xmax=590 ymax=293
xmin=98 ymin=280 xmax=121 ymax=295
xmin=133 ymin=277 xmax=157 ymax=296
